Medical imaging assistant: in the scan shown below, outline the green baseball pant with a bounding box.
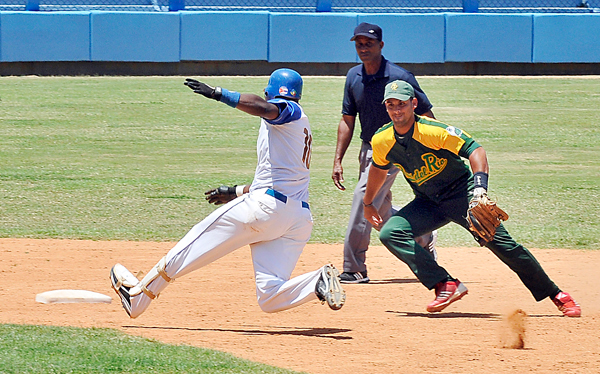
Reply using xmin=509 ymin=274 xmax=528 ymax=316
xmin=379 ymin=192 xmax=560 ymax=302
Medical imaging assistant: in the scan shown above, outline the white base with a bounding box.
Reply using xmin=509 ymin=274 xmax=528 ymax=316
xmin=35 ymin=289 xmax=112 ymax=304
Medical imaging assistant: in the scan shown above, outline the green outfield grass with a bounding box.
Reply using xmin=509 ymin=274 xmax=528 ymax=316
xmin=0 ymin=324 xmax=302 ymax=374
xmin=1 ymin=75 xmax=598 ymax=373
xmin=0 ymin=76 xmax=598 ymax=249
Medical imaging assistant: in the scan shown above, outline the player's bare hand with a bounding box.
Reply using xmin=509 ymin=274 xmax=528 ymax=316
xmin=184 ymin=78 xmax=222 ymax=101
xmin=363 ymin=204 xmax=383 ymax=230
xmin=332 ymin=163 xmax=345 ymax=190
xmin=204 ymin=185 xmax=237 ymax=205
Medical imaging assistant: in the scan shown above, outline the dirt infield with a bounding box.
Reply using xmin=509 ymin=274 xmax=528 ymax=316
xmin=2 ymin=238 xmax=599 ymax=373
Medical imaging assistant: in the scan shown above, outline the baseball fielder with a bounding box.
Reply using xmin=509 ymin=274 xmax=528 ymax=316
xmin=364 ymin=80 xmax=581 ymax=317
xmin=110 ymin=69 xmax=345 ymax=318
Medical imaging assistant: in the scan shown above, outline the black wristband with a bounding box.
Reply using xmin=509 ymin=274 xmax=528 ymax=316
xmin=473 ymin=172 xmax=489 ymax=190
xmin=362 ymin=201 xmax=374 ymax=207
xmin=212 ymin=86 xmax=223 ymax=101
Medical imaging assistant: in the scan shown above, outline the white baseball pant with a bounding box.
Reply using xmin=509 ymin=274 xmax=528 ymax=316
xmin=128 ymin=188 xmax=321 ymax=317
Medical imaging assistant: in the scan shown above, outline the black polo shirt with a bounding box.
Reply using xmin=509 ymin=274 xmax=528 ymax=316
xmin=342 ymin=57 xmax=433 ymax=142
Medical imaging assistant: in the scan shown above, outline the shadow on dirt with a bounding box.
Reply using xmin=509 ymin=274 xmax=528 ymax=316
xmin=368 ymin=278 xmax=422 ymax=284
xmin=123 ymin=324 xmax=354 ymax=340
xmin=387 ymin=311 xmax=501 ymax=319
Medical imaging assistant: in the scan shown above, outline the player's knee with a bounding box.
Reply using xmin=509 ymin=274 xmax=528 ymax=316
xmin=379 ymin=225 xmax=393 ymax=247
xmin=258 ymin=302 xmax=279 ymax=313
xmin=379 ymin=222 xmax=411 ymax=248
xmin=254 ymin=283 xmax=281 ymax=313
xmin=256 ymin=294 xmax=281 ymax=313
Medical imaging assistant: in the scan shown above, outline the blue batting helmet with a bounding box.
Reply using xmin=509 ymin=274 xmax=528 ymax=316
xmin=264 ymin=68 xmax=303 ymax=101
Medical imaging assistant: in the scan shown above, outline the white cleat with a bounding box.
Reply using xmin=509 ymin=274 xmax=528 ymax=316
xmin=109 ymin=264 xmax=140 ymax=318
xmin=316 ymin=264 xmax=346 ymax=310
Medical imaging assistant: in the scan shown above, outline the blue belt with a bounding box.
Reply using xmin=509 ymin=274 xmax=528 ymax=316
xmin=265 ymin=188 xmax=309 ymax=209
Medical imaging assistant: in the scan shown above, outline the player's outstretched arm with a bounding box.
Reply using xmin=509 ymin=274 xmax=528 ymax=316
xmin=184 ymin=78 xmax=279 ymax=120
xmin=235 ymin=94 xmax=279 ymax=120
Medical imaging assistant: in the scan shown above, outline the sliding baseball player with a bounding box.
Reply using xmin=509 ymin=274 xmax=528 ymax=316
xmin=110 ymin=69 xmax=345 ymax=318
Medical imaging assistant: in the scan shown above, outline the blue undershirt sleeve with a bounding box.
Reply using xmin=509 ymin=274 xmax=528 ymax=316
xmin=264 ymin=99 xmax=302 ymax=125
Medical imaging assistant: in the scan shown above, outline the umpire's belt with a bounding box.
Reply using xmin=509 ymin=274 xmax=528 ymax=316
xmin=266 ymin=188 xmax=310 ymax=210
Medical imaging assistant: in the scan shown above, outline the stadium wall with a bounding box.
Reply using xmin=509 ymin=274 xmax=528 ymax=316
xmin=1 ymin=11 xmax=600 ymax=75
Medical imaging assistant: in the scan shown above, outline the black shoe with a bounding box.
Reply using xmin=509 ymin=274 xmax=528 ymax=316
xmin=339 ymin=271 xmax=370 ymax=284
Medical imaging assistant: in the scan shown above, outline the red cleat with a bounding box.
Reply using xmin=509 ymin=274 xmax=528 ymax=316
xmin=427 ymin=279 xmax=468 ymax=313
xmin=552 ymin=292 xmax=581 ymax=317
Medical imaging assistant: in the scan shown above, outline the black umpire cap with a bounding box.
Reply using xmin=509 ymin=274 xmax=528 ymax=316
xmin=350 ymin=22 xmax=382 ymax=42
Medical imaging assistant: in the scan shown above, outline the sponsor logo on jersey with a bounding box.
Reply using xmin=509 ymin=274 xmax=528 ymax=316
xmin=395 ymin=153 xmax=447 ymax=186
xmin=446 ymin=126 xmax=463 ymax=137
xmin=279 ymin=86 xmax=288 ymax=96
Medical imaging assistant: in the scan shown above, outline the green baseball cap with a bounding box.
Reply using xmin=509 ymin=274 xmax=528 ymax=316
xmin=382 ymin=80 xmax=415 ymax=103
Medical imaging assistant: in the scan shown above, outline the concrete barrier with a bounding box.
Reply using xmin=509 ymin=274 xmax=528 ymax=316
xmin=0 ymin=11 xmax=90 ymax=61
xmin=269 ymin=13 xmax=357 ymax=62
xmin=533 ymin=14 xmax=600 ymax=62
xmin=181 ymin=11 xmax=269 ymax=61
xmin=1 ymin=11 xmax=600 ymax=64
xmin=91 ymin=11 xmax=179 ymax=62
xmin=446 ymin=13 xmax=533 ymax=62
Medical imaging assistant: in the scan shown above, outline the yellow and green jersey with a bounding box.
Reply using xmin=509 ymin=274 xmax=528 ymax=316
xmin=371 ymin=115 xmax=481 ymax=201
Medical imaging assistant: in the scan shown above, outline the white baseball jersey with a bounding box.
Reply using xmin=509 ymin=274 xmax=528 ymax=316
xmin=124 ymin=97 xmax=324 ymax=317
xmin=250 ymin=99 xmax=311 ymax=202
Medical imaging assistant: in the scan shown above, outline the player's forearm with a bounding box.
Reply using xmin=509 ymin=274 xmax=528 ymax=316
xmin=363 ymin=165 xmax=387 ymax=205
xmin=235 ymin=94 xmax=280 ymax=120
xmin=334 ymin=116 xmax=355 ymax=164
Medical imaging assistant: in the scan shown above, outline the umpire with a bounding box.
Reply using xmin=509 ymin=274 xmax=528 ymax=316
xmin=363 ymin=80 xmax=581 ymax=317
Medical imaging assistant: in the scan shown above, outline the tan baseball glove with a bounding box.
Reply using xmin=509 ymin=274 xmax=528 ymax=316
xmin=467 ymin=192 xmax=509 ymax=245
